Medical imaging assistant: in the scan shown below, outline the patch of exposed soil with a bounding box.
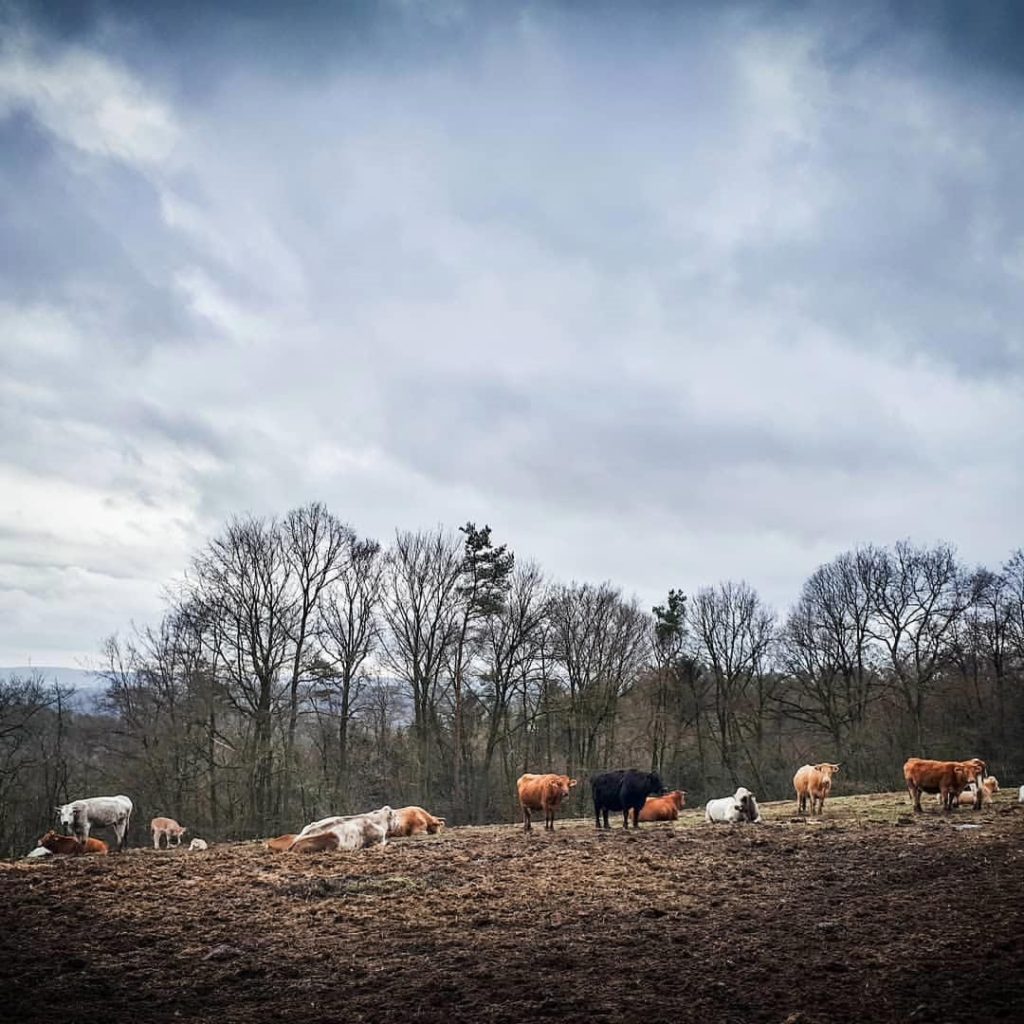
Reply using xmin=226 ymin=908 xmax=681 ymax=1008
xmin=2 ymin=798 xmax=1022 ymax=1024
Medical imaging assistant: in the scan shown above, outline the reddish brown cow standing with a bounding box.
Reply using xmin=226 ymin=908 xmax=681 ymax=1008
xmin=38 ymin=830 xmax=108 ymax=855
xmin=389 ymin=806 xmax=446 ymax=837
xmin=638 ymin=790 xmax=687 ymax=822
xmin=793 ymin=763 xmax=841 ymax=816
xmin=517 ymin=773 xmax=578 ymax=831
xmin=904 ymin=757 xmax=985 ymax=812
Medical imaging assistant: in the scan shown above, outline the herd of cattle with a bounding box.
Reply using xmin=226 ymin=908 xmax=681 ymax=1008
xmin=21 ymin=756 xmax=1021 ymax=860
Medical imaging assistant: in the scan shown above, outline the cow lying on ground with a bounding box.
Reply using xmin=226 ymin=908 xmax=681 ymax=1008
xmin=592 ymin=769 xmax=665 ymax=829
xmin=289 ymin=816 xmax=387 ymax=854
xmin=638 ymin=790 xmax=687 ymax=822
xmin=705 ymin=787 xmax=762 ymax=824
xmin=389 ymin=806 xmax=446 ymax=837
xmin=188 ymin=838 xmax=209 ymax=851
xmin=38 ymin=830 xmax=108 ymax=855
xmin=151 ymin=817 xmax=187 ymax=849
xmin=297 ymin=806 xmax=400 ymax=840
xmin=517 ymin=773 xmax=577 ymax=831
xmin=794 ymin=763 xmax=840 ymax=816
xmin=904 ymin=757 xmax=985 ymax=812
xmin=266 ymin=833 xmax=298 ymax=853
xmin=972 ymin=776 xmax=1000 ymax=806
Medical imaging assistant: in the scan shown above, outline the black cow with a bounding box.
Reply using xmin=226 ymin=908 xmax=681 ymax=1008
xmin=591 ymin=769 xmax=665 ymax=829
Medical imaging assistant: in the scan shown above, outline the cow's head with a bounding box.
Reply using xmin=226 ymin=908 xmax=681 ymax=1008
xmin=38 ymin=830 xmax=58 ymax=849
xmin=55 ymin=804 xmax=73 ymax=829
xmin=647 ymin=772 xmax=666 ymax=795
xmin=984 ymin=776 xmax=999 ymax=793
xmin=734 ymin=787 xmax=755 ymax=820
xmin=383 ymin=806 xmax=400 ymax=835
xmin=671 ymin=790 xmax=687 ymax=810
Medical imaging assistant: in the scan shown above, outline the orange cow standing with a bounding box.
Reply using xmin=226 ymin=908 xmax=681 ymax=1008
xmin=793 ymin=763 xmax=841 ymax=816
xmin=389 ymin=806 xmax=446 ymax=837
xmin=517 ymin=773 xmax=578 ymax=831
xmin=638 ymin=790 xmax=687 ymax=822
xmin=904 ymin=757 xmax=985 ymax=812
xmin=38 ymin=830 xmax=108 ymax=855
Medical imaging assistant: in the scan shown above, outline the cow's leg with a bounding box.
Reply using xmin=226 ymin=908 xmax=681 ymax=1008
xmin=523 ymin=806 xmax=531 ymax=831
xmin=908 ymin=782 xmax=922 ymax=813
xmin=632 ymin=806 xmax=640 ymax=828
xmin=602 ymin=808 xmax=610 ymax=830
xmin=153 ymin=830 xmax=160 ymax=850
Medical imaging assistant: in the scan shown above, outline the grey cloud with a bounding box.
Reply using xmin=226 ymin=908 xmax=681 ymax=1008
xmin=1 ymin=0 xmax=1023 ymax=663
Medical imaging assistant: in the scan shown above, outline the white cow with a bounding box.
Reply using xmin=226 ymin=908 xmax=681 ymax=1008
xmin=57 ymin=795 xmax=133 ymax=852
xmin=291 ymin=816 xmax=388 ymax=853
xmin=297 ymin=805 xmax=399 ymax=839
xmin=705 ymin=787 xmax=762 ymax=824
xmin=188 ymin=838 xmax=209 ymax=851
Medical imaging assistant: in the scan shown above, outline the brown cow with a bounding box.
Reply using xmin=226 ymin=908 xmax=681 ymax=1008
xmin=638 ymin=790 xmax=687 ymax=822
xmin=38 ymin=830 xmax=108 ymax=855
xmin=517 ymin=773 xmax=578 ymax=831
xmin=794 ymin=763 xmax=841 ymax=816
xmin=389 ymin=806 xmax=446 ymax=837
xmin=904 ymin=758 xmax=985 ymax=812
xmin=266 ymin=833 xmax=297 ymax=852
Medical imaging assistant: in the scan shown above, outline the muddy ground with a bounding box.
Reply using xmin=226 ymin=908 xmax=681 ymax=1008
xmin=1 ymin=793 xmax=1022 ymax=1024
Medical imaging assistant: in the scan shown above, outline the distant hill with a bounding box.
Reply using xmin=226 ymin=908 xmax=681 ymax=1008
xmin=0 ymin=667 xmax=107 ymax=710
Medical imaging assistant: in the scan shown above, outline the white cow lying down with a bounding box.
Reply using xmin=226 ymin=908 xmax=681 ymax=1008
xmin=297 ymin=805 xmax=399 ymax=839
xmin=188 ymin=838 xmax=209 ymax=851
xmin=705 ymin=787 xmax=762 ymax=824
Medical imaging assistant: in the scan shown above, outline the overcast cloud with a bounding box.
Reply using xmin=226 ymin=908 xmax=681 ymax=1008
xmin=2 ymin=0 xmax=1022 ymax=665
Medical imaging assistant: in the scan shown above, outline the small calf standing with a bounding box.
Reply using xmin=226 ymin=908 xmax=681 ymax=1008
xmin=38 ymin=830 xmax=108 ymax=855
xmin=188 ymin=838 xmax=209 ymax=851
xmin=638 ymin=790 xmax=687 ymax=822
xmin=705 ymin=787 xmax=762 ymax=824
xmin=151 ymin=817 xmax=187 ymax=849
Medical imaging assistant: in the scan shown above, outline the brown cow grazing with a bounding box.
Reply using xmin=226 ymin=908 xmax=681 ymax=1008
xmin=794 ymin=763 xmax=841 ymax=816
xmin=151 ymin=817 xmax=187 ymax=849
xmin=266 ymin=833 xmax=297 ymax=852
xmin=638 ymin=790 xmax=687 ymax=822
xmin=38 ymin=830 xmax=108 ymax=855
xmin=903 ymin=758 xmax=985 ymax=812
xmin=389 ymin=806 xmax=446 ymax=837
xmin=517 ymin=773 xmax=578 ymax=831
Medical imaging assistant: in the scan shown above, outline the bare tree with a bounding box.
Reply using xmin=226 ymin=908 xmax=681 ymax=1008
xmin=380 ymin=529 xmax=462 ymax=805
xmin=317 ymin=534 xmax=384 ymax=796
xmin=188 ymin=515 xmax=297 ymax=832
xmin=868 ymin=541 xmax=971 ymax=751
xmin=690 ymin=581 xmax=775 ymax=787
xmin=547 ymin=582 xmax=651 ymax=775
xmin=280 ymin=503 xmax=352 ymax=809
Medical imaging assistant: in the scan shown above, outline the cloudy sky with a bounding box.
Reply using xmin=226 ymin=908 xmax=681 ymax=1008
xmin=2 ymin=0 xmax=1022 ymax=666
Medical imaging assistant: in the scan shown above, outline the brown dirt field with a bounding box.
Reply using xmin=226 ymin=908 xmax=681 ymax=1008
xmin=1 ymin=793 xmax=1022 ymax=1024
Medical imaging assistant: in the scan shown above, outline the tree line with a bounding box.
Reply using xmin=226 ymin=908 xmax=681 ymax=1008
xmin=2 ymin=501 xmax=1021 ymax=856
